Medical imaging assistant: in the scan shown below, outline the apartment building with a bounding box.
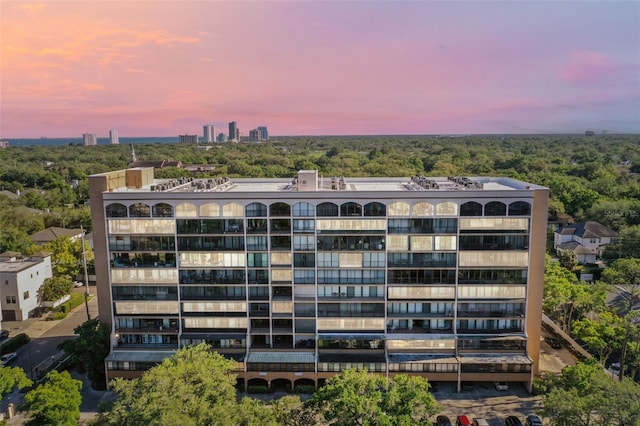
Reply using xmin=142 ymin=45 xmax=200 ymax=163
xmin=0 ymin=251 xmax=53 ymax=321
xmin=88 ymin=168 xmax=548 ymax=391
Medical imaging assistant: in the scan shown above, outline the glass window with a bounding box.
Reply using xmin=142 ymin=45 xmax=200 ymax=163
xmin=340 ymin=202 xmax=362 ymax=217
xmin=436 ymin=202 xmax=457 ymax=216
xmin=364 ymin=202 xmax=386 ymax=216
xmin=246 ymin=202 xmax=267 ymax=217
xmin=152 ymin=203 xmax=173 ymax=218
xmin=199 ymin=203 xmax=220 ymax=217
xmin=293 ymin=202 xmax=314 ymax=217
xmin=222 ymin=203 xmax=243 ymax=217
xmin=269 ymin=202 xmax=291 ymax=216
xmin=176 ymin=203 xmax=197 ymax=217
xmin=484 ymin=201 xmax=507 ymax=216
xmin=388 ymin=202 xmax=410 ymax=216
xmin=460 ymin=202 xmax=482 ymax=216
xmin=412 ymin=202 xmax=434 ymax=217
xmin=106 ymin=203 xmax=128 ymax=218
xmin=129 ymin=203 xmax=151 ymax=217
xmin=509 ymin=201 xmax=531 ymax=216
xmin=293 ymin=235 xmax=315 ymax=250
xmin=317 ymin=202 xmax=338 ymax=217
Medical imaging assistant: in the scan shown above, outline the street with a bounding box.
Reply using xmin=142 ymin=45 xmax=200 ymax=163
xmin=1 ymin=289 xmax=101 ymax=422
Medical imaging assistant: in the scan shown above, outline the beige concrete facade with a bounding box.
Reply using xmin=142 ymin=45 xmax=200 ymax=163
xmin=89 ymin=169 xmax=548 ymax=391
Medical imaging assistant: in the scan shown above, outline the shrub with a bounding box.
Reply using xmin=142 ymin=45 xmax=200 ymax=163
xmin=247 ymin=385 xmax=271 ymax=394
xmin=294 ymin=384 xmax=316 ymax=394
xmin=0 ymin=333 xmax=30 ymax=354
xmin=51 ymin=312 xmax=67 ymax=320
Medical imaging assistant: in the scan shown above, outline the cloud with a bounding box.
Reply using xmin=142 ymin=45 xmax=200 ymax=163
xmin=83 ymin=83 xmax=105 ymax=91
xmin=126 ymin=68 xmax=151 ymax=75
xmin=560 ymin=51 xmax=616 ymax=84
xmin=200 ymin=57 xmax=216 ymax=62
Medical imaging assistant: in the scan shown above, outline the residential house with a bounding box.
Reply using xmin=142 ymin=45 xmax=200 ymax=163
xmin=554 ymin=221 xmax=618 ymax=264
xmin=0 ymin=251 xmax=53 ymax=320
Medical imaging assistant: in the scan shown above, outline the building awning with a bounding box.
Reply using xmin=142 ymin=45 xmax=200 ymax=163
xmin=246 ymin=352 xmax=316 ymax=364
xmin=387 ymin=354 xmax=458 ymax=364
xmin=319 ymin=352 xmax=386 ymax=363
xmin=181 ymin=333 xmax=247 ymax=340
xmin=106 ymin=350 xmax=175 ymax=363
xmin=318 ymin=334 xmax=385 ymax=340
xmin=458 ymin=354 xmax=532 ymax=364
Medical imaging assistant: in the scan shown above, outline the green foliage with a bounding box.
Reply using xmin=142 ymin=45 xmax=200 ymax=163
xmin=294 ymin=384 xmax=316 ymax=393
xmin=543 ymin=255 xmax=608 ymax=334
xmin=39 ymin=276 xmax=73 ymax=302
xmin=306 ymin=369 xmax=439 ymax=426
xmin=0 ymin=333 xmax=30 ymax=355
xmin=59 ymin=318 xmax=109 ymax=389
xmin=600 ymin=258 xmax=640 ymax=286
xmin=272 ymin=395 xmax=318 ymax=426
xmin=43 ymin=235 xmax=93 ymax=279
xmin=21 ymin=370 xmax=82 ymax=426
xmin=0 ymin=365 xmax=32 ymax=398
xmin=247 ymin=385 xmax=271 ymax=394
xmin=540 ymin=360 xmax=640 ymax=426
xmin=95 ymin=343 xmax=269 ymax=426
xmin=573 ymin=311 xmax=623 ymax=364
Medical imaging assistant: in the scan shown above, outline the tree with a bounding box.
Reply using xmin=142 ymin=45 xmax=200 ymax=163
xmin=305 ymin=369 xmax=439 ymax=426
xmin=272 ymin=395 xmax=318 ymax=426
xmin=0 ymin=366 xmax=32 ymax=398
xmin=95 ymin=344 xmax=271 ymax=426
xmin=43 ymin=235 xmax=90 ymax=279
xmin=20 ymin=370 xmax=82 ymax=426
xmin=540 ymin=360 xmax=640 ymax=426
xmin=572 ymin=311 xmax=623 ymax=365
xmin=39 ymin=276 xmax=73 ymax=302
xmin=543 ymin=256 xmax=608 ymax=333
xmin=557 ymin=249 xmax=578 ymax=271
xmin=59 ymin=318 xmax=110 ymax=389
xmin=600 ymin=258 xmax=640 ymax=287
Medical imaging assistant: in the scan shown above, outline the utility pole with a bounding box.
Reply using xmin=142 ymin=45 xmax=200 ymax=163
xmin=80 ymin=225 xmax=91 ymax=321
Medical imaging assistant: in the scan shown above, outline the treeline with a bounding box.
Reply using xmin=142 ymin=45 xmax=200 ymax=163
xmin=1 ymin=134 xmax=639 ymax=249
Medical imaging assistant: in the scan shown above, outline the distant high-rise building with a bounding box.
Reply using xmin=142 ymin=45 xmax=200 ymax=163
xmin=228 ymin=121 xmax=239 ymax=141
xmin=217 ymin=133 xmax=228 ymax=143
xmin=83 ymin=133 xmax=97 ymax=146
xmin=203 ymin=125 xmax=214 ymax=143
xmin=258 ymin=126 xmax=269 ymax=141
xmin=109 ymin=129 xmax=119 ymax=145
xmin=179 ymin=134 xmax=199 ymax=144
xmin=249 ymin=129 xmax=259 ymax=141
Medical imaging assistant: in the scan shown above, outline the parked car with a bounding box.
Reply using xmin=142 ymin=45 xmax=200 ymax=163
xmin=456 ymin=415 xmax=472 ymax=426
xmin=1 ymin=352 xmax=17 ymax=366
xmin=506 ymin=415 xmax=524 ymax=426
xmin=461 ymin=381 xmax=475 ymax=391
xmin=0 ymin=329 xmax=9 ymax=340
xmin=545 ymin=337 xmax=562 ymax=349
xmin=494 ymin=381 xmax=509 ymax=391
xmin=73 ymin=280 xmax=84 ymax=287
xmin=473 ymin=419 xmax=489 ymax=426
xmin=436 ymin=415 xmax=453 ymax=426
xmin=525 ymin=415 xmax=543 ymax=426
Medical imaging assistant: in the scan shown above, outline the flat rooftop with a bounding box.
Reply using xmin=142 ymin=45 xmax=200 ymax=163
xmin=105 ymin=169 xmax=545 ymax=194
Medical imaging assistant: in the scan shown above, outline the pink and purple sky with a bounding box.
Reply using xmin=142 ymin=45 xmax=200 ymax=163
xmin=1 ymin=1 xmax=639 ymax=138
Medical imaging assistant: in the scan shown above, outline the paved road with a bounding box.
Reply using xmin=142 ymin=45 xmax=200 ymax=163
xmin=1 ymin=289 xmax=105 ymax=424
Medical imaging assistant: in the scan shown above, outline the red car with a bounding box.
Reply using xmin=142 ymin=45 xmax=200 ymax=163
xmin=456 ymin=415 xmax=472 ymax=426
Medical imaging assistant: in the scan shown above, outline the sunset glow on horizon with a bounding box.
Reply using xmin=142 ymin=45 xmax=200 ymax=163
xmin=1 ymin=1 xmax=639 ymax=138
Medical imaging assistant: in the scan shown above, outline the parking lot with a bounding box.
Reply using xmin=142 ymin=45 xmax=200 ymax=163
xmin=432 ymin=381 xmax=543 ymax=426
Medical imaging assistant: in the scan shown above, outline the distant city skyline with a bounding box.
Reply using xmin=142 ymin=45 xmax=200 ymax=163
xmin=1 ymin=1 xmax=638 ymax=138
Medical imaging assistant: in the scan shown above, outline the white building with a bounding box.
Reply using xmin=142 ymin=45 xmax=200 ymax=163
xmin=0 ymin=251 xmax=53 ymax=321
xmin=110 ymin=129 xmax=119 ymax=145
xmin=203 ymin=125 xmax=214 ymax=143
xmin=554 ymin=221 xmax=618 ymax=264
xmin=83 ymin=133 xmax=98 ymax=146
